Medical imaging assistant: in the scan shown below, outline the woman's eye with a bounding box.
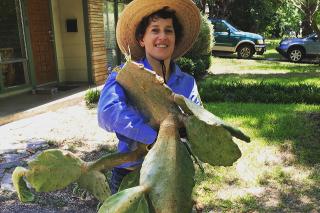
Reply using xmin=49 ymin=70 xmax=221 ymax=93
xmin=165 ymin=29 xmax=174 ymax=34
xmin=151 ymin=28 xmax=159 ymax=33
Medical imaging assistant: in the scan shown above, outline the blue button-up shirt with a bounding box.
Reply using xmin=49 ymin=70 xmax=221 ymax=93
xmin=98 ymin=58 xmax=201 ymax=169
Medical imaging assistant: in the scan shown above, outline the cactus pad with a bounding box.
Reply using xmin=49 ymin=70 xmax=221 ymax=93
xmin=26 ymin=149 xmax=83 ymax=192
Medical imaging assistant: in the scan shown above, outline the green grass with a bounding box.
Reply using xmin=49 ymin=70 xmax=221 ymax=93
xmin=204 ymin=57 xmax=320 ymax=104
xmin=194 ymin=102 xmax=320 ymax=212
xmin=84 ymin=88 xmax=101 ymax=107
xmin=198 ymin=56 xmax=320 ymax=211
xmin=205 ymin=103 xmax=320 ymax=163
xmin=211 ymin=57 xmax=320 ymax=73
xmin=199 ymin=74 xmax=320 ymax=104
xmin=262 ymin=39 xmax=282 ymax=59
xmin=201 ymin=73 xmax=320 ymax=87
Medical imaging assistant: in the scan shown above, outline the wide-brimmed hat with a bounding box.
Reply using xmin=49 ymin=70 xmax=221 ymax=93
xmin=116 ymin=0 xmax=201 ymax=60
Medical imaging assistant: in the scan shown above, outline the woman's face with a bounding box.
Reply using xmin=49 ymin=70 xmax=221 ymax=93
xmin=139 ymin=18 xmax=176 ymax=61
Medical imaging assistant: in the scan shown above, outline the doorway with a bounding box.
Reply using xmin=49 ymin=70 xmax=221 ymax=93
xmin=27 ymin=0 xmax=57 ymax=85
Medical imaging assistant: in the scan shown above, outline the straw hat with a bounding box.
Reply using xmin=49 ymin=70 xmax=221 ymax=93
xmin=116 ymin=0 xmax=201 ymax=60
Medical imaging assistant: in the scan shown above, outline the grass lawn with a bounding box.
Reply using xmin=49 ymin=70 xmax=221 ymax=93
xmin=260 ymin=38 xmax=282 ymax=59
xmin=210 ymin=38 xmax=320 ymax=75
xmin=201 ymin=57 xmax=320 ymax=104
xmin=194 ymin=102 xmax=320 ymax=212
xmin=201 ymin=72 xmax=320 ymax=87
xmin=196 ymin=55 xmax=320 ymax=212
xmin=210 ymin=57 xmax=320 ymax=74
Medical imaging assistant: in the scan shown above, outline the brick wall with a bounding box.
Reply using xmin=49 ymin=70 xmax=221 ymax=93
xmin=87 ymin=0 xmax=107 ymax=85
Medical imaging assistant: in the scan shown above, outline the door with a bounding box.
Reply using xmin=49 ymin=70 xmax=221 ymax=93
xmin=213 ymin=21 xmax=236 ymax=52
xmin=27 ymin=0 xmax=56 ymax=85
xmin=305 ymin=34 xmax=320 ymax=55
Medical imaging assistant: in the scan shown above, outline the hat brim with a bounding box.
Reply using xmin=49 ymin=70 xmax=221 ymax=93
xmin=116 ymin=0 xmax=201 ymax=60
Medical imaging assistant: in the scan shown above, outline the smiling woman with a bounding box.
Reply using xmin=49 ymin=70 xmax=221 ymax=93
xmin=135 ymin=9 xmax=179 ymax=82
xmin=98 ymin=0 xmax=202 ymax=197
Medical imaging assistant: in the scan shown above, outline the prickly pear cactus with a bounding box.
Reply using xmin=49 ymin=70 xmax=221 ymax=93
xmin=116 ymin=61 xmax=250 ymax=165
xmin=13 ymin=60 xmax=250 ymax=213
xmin=12 ymin=145 xmax=147 ymax=203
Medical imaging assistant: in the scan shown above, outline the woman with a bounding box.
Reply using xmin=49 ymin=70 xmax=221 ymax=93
xmin=97 ymin=0 xmax=201 ymax=194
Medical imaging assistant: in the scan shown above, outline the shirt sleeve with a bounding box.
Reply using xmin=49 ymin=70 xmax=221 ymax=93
xmin=97 ymin=71 xmax=157 ymax=145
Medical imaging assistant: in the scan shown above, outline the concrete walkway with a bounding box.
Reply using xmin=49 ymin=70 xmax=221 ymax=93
xmin=0 ymin=85 xmax=102 ymax=126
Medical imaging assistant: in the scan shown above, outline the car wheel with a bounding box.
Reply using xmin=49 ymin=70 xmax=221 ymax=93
xmin=288 ymin=47 xmax=304 ymax=62
xmin=237 ymin=45 xmax=254 ymax=59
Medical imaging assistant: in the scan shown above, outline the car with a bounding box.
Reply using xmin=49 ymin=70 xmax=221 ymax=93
xmin=210 ymin=19 xmax=266 ymax=59
xmin=276 ymin=33 xmax=320 ymax=62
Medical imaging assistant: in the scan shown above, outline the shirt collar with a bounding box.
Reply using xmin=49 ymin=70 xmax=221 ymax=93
xmin=139 ymin=58 xmax=184 ymax=83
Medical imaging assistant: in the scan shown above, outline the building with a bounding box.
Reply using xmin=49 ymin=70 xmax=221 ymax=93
xmin=0 ymin=0 xmax=126 ymax=98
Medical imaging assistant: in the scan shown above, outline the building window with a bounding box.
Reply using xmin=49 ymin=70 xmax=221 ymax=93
xmin=0 ymin=0 xmax=29 ymax=91
xmin=103 ymin=0 xmax=126 ymax=69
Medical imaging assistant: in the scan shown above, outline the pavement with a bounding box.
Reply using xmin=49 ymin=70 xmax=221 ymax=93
xmin=0 ymin=83 xmax=111 ymax=193
xmin=0 ymin=84 xmax=102 ymax=126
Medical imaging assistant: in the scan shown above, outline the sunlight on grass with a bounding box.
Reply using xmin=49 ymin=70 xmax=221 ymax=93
xmin=194 ymin=103 xmax=320 ymax=212
xmin=210 ymin=57 xmax=320 ymax=74
xmin=201 ymin=73 xmax=320 ymax=88
xmin=260 ymin=39 xmax=282 ymax=60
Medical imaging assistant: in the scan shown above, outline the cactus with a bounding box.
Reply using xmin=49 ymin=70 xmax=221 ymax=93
xmin=12 ymin=60 xmax=250 ymax=213
xmin=12 ymin=145 xmax=147 ymax=203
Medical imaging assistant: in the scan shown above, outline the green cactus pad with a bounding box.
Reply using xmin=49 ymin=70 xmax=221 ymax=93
xmin=174 ymin=94 xmax=250 ymax=142
xmin=118 ymin=169 xmax=140 ymax=192
xmin=77 ymin=170 xmax=111 ymax=202
xmin=12 ymin=167 xmax=35 ymax=203
xmin=186 ymin=115 xmax=241 ymax=166
xmin=116 ymin=61 xmax=181 ymax=128
xmin=26 ymin=149 xmax=83 ymax=192
xmin=98 ymin=186 xmax=149 ymax=213
xmin=140 ymin=116 xmax=195 ymax=213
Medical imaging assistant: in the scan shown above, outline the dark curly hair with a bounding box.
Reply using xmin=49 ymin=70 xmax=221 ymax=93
xmin=135 ymin=7 xmax=183 ymax=45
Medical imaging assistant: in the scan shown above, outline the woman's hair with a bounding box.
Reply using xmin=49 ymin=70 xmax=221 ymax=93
xmin=135 ymin=7 xmax=183 ymax=44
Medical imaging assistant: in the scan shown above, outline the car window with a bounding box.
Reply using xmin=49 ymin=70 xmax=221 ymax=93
xmin=214 ymin=22 xmax=228 ymax=32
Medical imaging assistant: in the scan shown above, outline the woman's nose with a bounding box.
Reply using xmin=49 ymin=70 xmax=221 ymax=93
xmin=158 ymin=31 xmax=167 ymax=40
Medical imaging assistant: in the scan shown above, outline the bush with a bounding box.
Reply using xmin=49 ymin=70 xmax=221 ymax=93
xmin=176 ymin=13 xmax=214 ymax=80
xmin=199 ymin=81 xmax=320 ymax=104
xmin=84 ymin=88 xmax=100 ymax=106
xmin=176 ymin=57 xmax=195 ymax=75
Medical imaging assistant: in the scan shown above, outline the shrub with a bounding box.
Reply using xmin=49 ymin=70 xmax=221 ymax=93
xmin=84 ymin=88 xmax=100 ymax=106
xmin=176 ymin=57 xmax=195 ymax=76
xmin=176 ymin=13 xmax=214 ymax=80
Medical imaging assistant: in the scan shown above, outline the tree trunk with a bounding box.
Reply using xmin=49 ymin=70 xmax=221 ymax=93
xmin=301 ymin=19 xmax=313 ymax=36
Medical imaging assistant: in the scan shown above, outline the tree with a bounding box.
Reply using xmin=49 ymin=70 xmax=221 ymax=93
xmin=228 ymin=0 xmax=280 ymax=33
xmin=193 ymin=0 xmax=235 ymax=19
xmin=193 ymin=0 xmax=207 ymax=13
xmin=289 ymin=0 xmax=320 ymax=36
xmin=265 ymin=1 xmax=301 ymax=38
xmin=208 ymin=0 xmax=235 ymax=19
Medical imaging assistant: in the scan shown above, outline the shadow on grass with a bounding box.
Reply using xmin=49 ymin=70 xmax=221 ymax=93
xmin=253 ymin=169 xmax=319 ymax=212
xmin=208 ymin=179 xmax=320 ymax=212
xmin=196 ymin=103 xmax=320 ymax=212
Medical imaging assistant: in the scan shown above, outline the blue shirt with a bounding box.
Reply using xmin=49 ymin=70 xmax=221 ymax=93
xmin=97 ymin=58 xmax=201 ymax=169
